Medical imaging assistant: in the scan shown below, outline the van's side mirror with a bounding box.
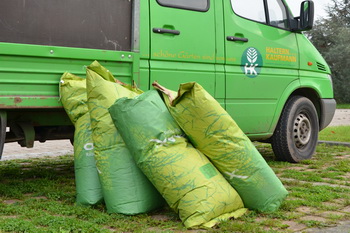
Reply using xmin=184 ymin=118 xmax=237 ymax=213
xmin=291 ymin=1 xmax=314 ymax=32
xmin=300 ymin=1 xmax=314 ymax=30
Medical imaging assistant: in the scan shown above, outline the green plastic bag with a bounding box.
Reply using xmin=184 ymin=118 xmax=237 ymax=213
xmin=109 ymin=90 xmax=246 ymax=228
xmin=59 ymin=72 xmax=103 ymax=205
xmin=155 ymin=82 xmax=288 ymax=212
xmin=86 ymin=61 xmax=163 ymax=214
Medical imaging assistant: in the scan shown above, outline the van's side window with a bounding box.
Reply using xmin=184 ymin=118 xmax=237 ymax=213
xmin=231 ymin=0 xmax=290 ymax=29
xmin=267 ymin=0 xmax=289 ymax=29
xmin=156 ymin=0 xmax=209 ymax=12
xmin=230 ymin=0 xmax=267 ymax=23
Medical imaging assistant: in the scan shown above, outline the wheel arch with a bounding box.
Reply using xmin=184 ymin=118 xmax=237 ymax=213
xmin=270 ymin=85 xmax=321 ymax=137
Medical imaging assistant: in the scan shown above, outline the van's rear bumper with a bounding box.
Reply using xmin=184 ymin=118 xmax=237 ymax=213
xmin=320 ymin=98 xmax=337 ymax=130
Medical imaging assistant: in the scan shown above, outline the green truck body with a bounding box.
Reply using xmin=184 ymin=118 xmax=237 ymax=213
xmin=0 ymin=0 xmax=336 ymax=162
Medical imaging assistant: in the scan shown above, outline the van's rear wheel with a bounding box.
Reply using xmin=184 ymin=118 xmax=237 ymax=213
xmin=271 ymin=96 xmax=319 ymax=163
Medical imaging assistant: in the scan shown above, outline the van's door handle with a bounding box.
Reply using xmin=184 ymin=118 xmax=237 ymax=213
xmin=153 ymin=28 xmax=180 ymax=35
xmin=227 ymin=36 xmax=249 ymax=42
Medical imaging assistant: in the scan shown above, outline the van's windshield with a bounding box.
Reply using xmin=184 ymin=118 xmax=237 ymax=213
xmin=283 ymin=0 xmax=304 ymax=18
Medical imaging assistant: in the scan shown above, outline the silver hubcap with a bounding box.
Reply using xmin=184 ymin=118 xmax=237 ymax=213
xmin=293 ymin=113 xmax=311 ymax=149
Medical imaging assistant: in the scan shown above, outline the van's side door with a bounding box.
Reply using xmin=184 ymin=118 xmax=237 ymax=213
xmin=149 ymin=0 xmax=217 ymax=95
xmin=223 ymin=0 xmax=299 ymax=136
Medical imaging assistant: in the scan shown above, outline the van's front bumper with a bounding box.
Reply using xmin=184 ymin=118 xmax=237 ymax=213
xmin=320 ymin=98 xmax=337 ymax=130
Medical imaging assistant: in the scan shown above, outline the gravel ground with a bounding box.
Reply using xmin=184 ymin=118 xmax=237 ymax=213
xmin=0 ymin=109 xmax=349 ymax=161
xmin=328 ymin=109 xmax=350 ymax=126
xmin=1 ymin=140 xmax=73 ymax=161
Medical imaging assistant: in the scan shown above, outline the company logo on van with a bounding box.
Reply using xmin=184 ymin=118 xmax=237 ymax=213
xmin=241 ymin=47 xmax=263 ymax=78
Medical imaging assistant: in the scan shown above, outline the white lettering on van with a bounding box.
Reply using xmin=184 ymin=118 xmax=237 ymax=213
xmin=244 ymin=48 xmax=259 ymax=76
xmin=244 ymin=63 xmax=258 ymax=75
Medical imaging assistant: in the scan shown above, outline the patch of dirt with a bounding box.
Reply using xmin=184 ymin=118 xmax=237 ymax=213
xmin=304 ymin=221 xmax=350 ymax=233
xmin=33 ymin=196 xmax=48 ymax=200
xmin=3 ymin=199 xmax=22 ymax=205
xmin=296 ymin=206 xmax=316 ymax=214
xmin=321 ymin=178 xmax=338 ymax=183
xmin=332 ymin=198 xmax=347 ymax=204
xmin=151 ymin=214 xmax=173 ymax=221
xmin=19 ymin=162 xmax=32 ymax=167
xmin=288 ymin=167 xmax=306 ymax=171
xmin=104 ymin=226 xmax=119 ymax=232
xmin=319 ymin=211 xmax=347 ymax=218
xmin=282 ymin=220 xmax=307 ymax=232
xmin=146 ymin=227 xmax=163 ymax=232
xmin=300 ymin=215 xmax=328 ymax=222
xmin=321 ymin=202 xmax=343 ymax=209
xmin=254 ymin=217 xmax=268 ymax=223
xmin=339 ymin=173 xmax=350 ymax=179
xmin=1 ymin=215 xmax=19 ymax=219
xmin=335 ymin=154 xmax=350 ymax=159
xmin=302 ymin=168 xmax=318 ymax=172
xmin=311 ymin=182 xmax=350 ymax=189
xmin=341 ymin=206 xmax=350 ymax=213
xmin=54 ymin=167 xmax=68 ymax=171
xmin=184 ymin=229 xmax=207 ymax=233
xmin=21 ymin=167 xmax=33 ymax=171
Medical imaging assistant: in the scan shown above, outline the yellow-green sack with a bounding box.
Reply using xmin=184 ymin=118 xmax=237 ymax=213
xmin=86 ymin=61 xmax=163 ymax=214
xmin=59 ymin=72 xmax=103 ymax=205
xmin=109 ymin=90 xmax=246 ymax=228
xmin=155 ymin=82 xmax=288 ymax=212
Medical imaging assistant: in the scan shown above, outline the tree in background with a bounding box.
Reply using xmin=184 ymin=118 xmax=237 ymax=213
xmin=306 ymin=0 xmax=350 ymax=103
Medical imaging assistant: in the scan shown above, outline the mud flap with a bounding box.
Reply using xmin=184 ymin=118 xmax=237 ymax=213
xmin=17 ymin=122 xmax=35 ymax=148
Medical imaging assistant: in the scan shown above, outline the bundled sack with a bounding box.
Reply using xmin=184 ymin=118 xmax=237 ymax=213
xmin=154 ymin=82 xmax=288 ymax=212
xmin=109 ymin=90 xmax=246 ymax=228
xmin=86 ymin=61 xmax=163 ymax=214
xmin=59 ymin=72 xmax=103 ymax=205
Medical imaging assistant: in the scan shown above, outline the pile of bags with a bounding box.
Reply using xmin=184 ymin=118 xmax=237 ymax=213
xmin=59 ymin=61 xmax=288 ymax=229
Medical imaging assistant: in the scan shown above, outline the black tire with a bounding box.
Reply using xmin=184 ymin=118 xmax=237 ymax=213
xmin=271 ymin=96 xmax=319 ymax=163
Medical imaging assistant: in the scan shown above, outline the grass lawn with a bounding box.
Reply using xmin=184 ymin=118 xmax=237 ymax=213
xmin=337 ymin=104 xmax=350 ymax=109
xmin=1 ymin=143 xmax=350 ymax=233
xmin=319 ymin=126 xmax=350 ymax=142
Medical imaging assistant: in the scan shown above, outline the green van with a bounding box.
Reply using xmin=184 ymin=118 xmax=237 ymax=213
xmin=0 ymin=0 xmax=336 ymax=163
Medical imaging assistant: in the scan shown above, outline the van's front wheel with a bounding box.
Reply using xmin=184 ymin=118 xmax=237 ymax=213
xmin=271 ymin=96 xmax=319 ymax=163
